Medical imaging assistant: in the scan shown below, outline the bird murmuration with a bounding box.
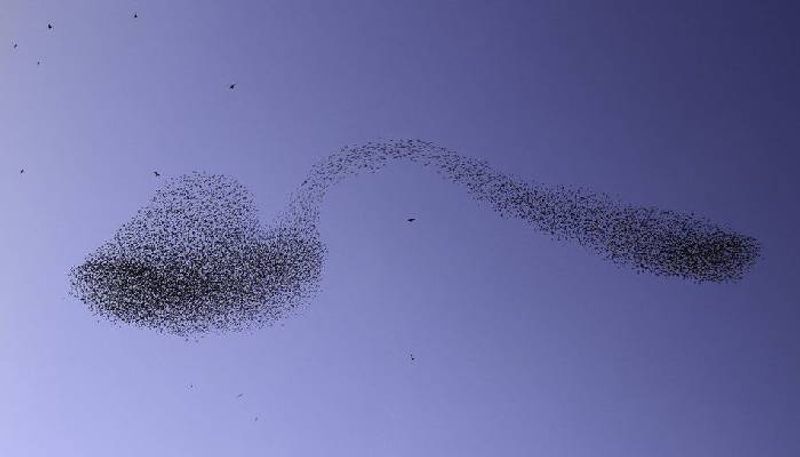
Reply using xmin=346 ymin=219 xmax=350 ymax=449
xmin=70 ymin=140 xmax=760 ymax=335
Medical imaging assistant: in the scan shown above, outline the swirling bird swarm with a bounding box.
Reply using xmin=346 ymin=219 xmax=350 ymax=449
xmin=70 ymin=140 xmax=760 ymax=335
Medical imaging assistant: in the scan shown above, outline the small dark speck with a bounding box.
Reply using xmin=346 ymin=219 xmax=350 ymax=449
xmin=19 ymin=169 xmax=24 ymax=174
xmin=133 ymin=12 xmax=138 ymax=18
xmin=229 ymin=83 xmax=236 ymax=90
xmin=12 ymin=42 xmax=18 ymax=49
xmin=236 ymin=393 xmax=243 ymax=398
xmin=407 ymin=218 xmax=416 ymax=222
xmin=153 ymin=171 xmax=161 ymax=177
xmin=47 ymin=23 xmax=53 ymax=30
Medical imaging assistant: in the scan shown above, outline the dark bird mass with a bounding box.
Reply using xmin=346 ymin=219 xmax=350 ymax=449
xmin=407 ymin=218 xmax=416 ymax=222
xmin=70 ymin=139 xmax=761 ymax=336
xmin=153 ymin=171 xmax=160 ymax=177
xmin=47 ymin=23 xmax=53 ymax=30
xmin=229 ymin=83 xmax=236 ymax=90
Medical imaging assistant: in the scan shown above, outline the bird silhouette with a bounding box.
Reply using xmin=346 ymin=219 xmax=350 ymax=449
xmin=133 ymin=12 xmax=138 ymax=19
xmin=407 ymin=218 xmax=416 ymax=222
xmin=254 ymin=416 xmax=259 ymax=422
xmin=410 ymin=353 xmax=415 ymax=361
xmin=229 ymin=83 xmax=236 ymax=90
xmin=19 ymin=169 xmax=24 ymax=174
xmin=153 ymin=171 xmax=161 ymax=177
xmin=236 ymin=393 xmax=243 ymax=398
xmin=12 ymin=42 xmax=18 ymax=49
xmin=36 ymin=61 xmax=40 ymax=66
xmin=47 ymin=23 xmax=53 ymax=30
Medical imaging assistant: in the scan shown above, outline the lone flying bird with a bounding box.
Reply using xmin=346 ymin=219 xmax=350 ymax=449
xmin=228 ymin=83 xmax=236 ymax=90
xmin=153 ymin=171 xmax=160 ymax=177
xmin=19 ymin=169 xmax=24 ymax=174
xmin=12 ymin=42 xmax=18 ymax=49
xmin=236 ymin=393 xmax=243 ymax=398
xmin=47 ymin=23 xmax=53 ymax=30
xmin=133 ymin=12 xmax=138 ymax=18
xmin=410 ymin=353 xmax=415 ymax=361
xmin=407 ymin=218 xmax=416 ymax=222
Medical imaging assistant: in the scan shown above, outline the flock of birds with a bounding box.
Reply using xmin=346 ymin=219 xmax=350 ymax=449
xmin=69 ymin=138 xmax=760 ymax=339
xmin=68 ymin=168 xmax=422 ymax=337
xmin=10 ymin=9 xmax=759 ymax=377
xmin=12 ymin=13 xmax=428 ymax=432
xmin=10 ymin=8 xmax=760 ymax=444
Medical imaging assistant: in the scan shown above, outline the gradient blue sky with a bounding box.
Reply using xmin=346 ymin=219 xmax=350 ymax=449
xmin=2 ymin=1 xmax=798 ymax=455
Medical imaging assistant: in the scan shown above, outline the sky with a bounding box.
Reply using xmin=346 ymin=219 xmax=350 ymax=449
xmin=1 ymin=0 xmax=799 ymax=455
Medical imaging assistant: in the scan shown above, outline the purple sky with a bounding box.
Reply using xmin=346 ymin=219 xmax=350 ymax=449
xmin=2 ymin=1 xmax=798 ymax=455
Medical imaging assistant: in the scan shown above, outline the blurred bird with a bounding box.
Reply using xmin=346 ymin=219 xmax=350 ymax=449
xmin=407 ymin=218 xmax=416 ymax=222
xmin=153 ymin=171 xmax=160 ymax=177
xmin=236 ymin=393 xmax=243 ymax=398
xmin=47 ymin=23 xmax=53 ymax=30
xmin=410 ymin=353 xmax=415 ymax=361
xmin=229 ymin=83 xmax=236 ymax=90
xmin=19 ymin=169 xmax=24 ymax=174
xmin=133 ymin=12 xmax=138 ymax=19
xmin=12 ymin=42 xmax=18 ymax=49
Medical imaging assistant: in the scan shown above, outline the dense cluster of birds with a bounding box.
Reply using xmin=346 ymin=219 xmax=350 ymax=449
xmin=69 ymin=139 xmax=760 ymax=336
xmin=70 ymin=173 xmax=324 ymax=335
